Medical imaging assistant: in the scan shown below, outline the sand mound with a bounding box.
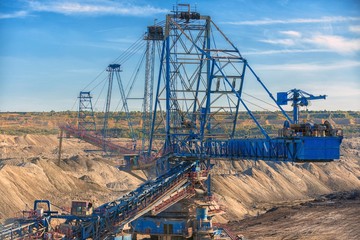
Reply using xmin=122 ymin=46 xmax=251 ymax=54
xmin=211 ymin=138 xmax=360 ymax=221
xmin=0 ymin=134 xmax=144 ymax=222
xmin=0 ymin=134 xmax=359 ymax=224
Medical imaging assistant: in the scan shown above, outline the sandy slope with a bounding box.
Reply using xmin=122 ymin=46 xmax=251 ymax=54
xmin=0 ymin=134 xmax=359 ymax=229
xmin=211 ymin=138 xmax=360 ymax=221
xmin=0 ymin=134 xmax=145 ymax=222
xmin=226 ymin=191 xmax=360 ymax=240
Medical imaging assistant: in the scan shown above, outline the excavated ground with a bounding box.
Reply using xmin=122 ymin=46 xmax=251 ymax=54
xmin=0 ymin=134 xmax=359 ymax=239
xmin=0 ymin=135 xmax=145 ymax=222
xmin=226 ymin=191 xmax=360 ymax=240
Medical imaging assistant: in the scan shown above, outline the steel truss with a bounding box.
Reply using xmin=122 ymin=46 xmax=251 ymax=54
xmin=150 ymin=8 xmax=287 ymax=160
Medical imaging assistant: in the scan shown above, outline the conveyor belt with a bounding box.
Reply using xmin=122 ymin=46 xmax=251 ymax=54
xmin=53 ymin=161 xmax=197 ymax=239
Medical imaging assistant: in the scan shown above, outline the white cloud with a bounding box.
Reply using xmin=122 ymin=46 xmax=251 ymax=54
xmin=312 ymin=84 xmax=360 ymax=98
xmin=0 ymin=10 xmax=28 ymax=19
xmin=253 ymin=32 xmax=360 ymax=55
xmin=243 ymin=49 xmax=330 ymax=55
xmin=223 ymin=16 xmax=360 ymax=25
xmin=254 ymin=61 xmax=360 ymax=71
xmin=279 ymin=30 xmax=301 ymax=38
xmin=349 ymin=25 xmax=360 ymax=34
xmin=259 ymin=39 xmax=295 ymax=46
xmin=27 ymin=0 xmax=168 ymax=16
xmin=305 ymin=34 xmax=360 ymax=54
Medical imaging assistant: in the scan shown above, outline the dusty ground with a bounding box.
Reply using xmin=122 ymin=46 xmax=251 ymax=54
xmin=210 ymin=137 xmax=360 ymax=222
xmin=0 ymin=134 xmax=359 ymax=239
xmin=0 ymin=134 xmax=145 ymax=222
xmin=226 ymin=191 xmax=360 ymax=240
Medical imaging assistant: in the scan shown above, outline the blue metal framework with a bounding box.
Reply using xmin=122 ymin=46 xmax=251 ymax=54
xmin=277 ymin=89 xmax=326 ymax=124
xmin=150 ymin=9 xmax=266 ymax=155
xmin=3 ymin=161 xmax=205 ymax=239
xmin=66 ymin=5 xmax=342 ymax=168
xmin=68 ymin=6 xmax=342 ymax=170
xmin=0 ymin=200 xmax=55 ymax=239
xmin=148 ymin=6 xmax=342 ymax=165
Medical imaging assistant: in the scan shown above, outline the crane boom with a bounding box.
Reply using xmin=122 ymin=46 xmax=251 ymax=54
xmin=277 ymin=88 xmax=326 ymax=124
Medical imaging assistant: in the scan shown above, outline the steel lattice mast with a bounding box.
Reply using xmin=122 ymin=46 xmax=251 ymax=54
xmin=142 ymin=25 xmax=163 ymax=153
xmin=103 ymin=64 xmax=118 ymax=140
xmin=77 ymin=91 xmax=96 ymax=131
xmin=104 ymin=64 xmax=136 ymax=144
xmin=150 ymin=5 xmax=252 ymax=157
xmin=149 ymin=4 xmax=295 ymax=158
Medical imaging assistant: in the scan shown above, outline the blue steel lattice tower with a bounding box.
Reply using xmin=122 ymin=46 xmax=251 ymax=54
xmin=150 ymin=4 xmax=251 ymax=193
xmin=149 ymin=4 xmax=281 ymax=159
xmin=148 ymin=4 xmax=342 ymax=167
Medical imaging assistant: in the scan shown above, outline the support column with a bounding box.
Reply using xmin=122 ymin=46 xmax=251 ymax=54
xmin=58 ymin=129 xmax=63 ymax=165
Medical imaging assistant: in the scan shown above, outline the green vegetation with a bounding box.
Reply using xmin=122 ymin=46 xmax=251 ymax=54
xmin=1 ymin=128 xmax=59 ymax=135
xmin=0 ymin=110 xmax=359 ymax=137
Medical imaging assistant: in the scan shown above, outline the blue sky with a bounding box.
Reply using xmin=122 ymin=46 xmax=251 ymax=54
xmin=0 ymin=0 xmax=359 ymax=112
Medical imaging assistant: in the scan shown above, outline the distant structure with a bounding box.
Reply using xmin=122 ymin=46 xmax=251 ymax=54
xmin=277 ymin=89 xmax=326 ymax=124
xmin=77 ymin=91 xmax=96 ymax=131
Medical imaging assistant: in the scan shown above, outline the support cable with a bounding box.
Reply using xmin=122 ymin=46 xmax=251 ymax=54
xmin=243 ymin=98 xmax=271 ymax=111
xmin=94 ymin=78 xmax=109 ymax=110
xmin=242 ymin=92 xmax=279 ymax=109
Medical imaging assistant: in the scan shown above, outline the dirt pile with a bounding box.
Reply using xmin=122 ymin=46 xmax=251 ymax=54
xmin=0 ymin=134 xmax=359 ymax=227
xmin=0 ymin=134 xmax=144 ymax=222
xmin=210 ymin=137 xmax=360 ymax=221
xmin=226 ymin=190 xmax=360 ymax=240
